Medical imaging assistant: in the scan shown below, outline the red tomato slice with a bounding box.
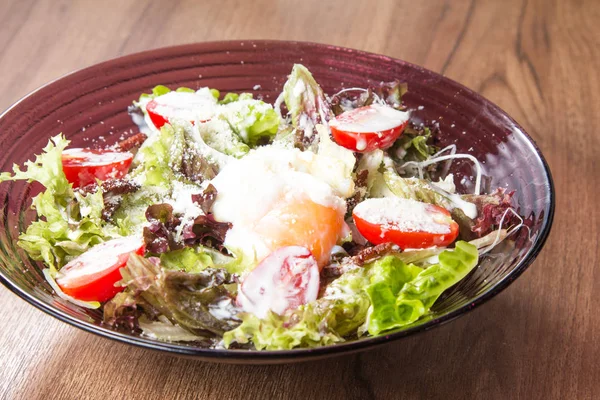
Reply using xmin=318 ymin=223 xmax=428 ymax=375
xmin=352 ymin=197 xmax=459 ymax=249
xmin=55 ymin=237 xmax=144 ymax=302
xmin=237 ymin=246 xmax=320 ymax=318
xmin=145 ymin=91 xmax=215 ymax=129
xmin=330 ymin=104 xmax=409 ymax=152
xmin=62 ymin=148 xmax=133 ymax=188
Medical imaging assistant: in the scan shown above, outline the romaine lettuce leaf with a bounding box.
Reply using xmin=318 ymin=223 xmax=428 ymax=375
xmin=366 ymin=241 xmax=478 ymax=334
xmin=282 ymin=64 xmax=333 ymax=150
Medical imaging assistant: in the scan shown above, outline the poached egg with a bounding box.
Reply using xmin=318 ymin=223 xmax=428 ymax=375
xmin=210 ymin=146 xmax=349 ymax=268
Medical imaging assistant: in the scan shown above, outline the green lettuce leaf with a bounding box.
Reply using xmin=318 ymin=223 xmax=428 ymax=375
xmin=366 ymin=241 xmax=479 ymax=335
xmin=383 ymin=167 xmax=452 ymax=207
xmin=132 ymin=123 xmax=217 ymax=187
xmin=224 ymin=241 xmax=479 ymax=349
xmin=218 ymin=99 xmax=280 ymax=147
xmin=218 ymin=92 xmax=253 ymax=105
xmin=282 ymin=64 xmax=333 ymax=149
xmin=137 ymin=85 xmax=212 ymax=103
xmin=392 ymin=126 xmax=436 ymax=163
xmin=0 ymin=134 xmax=72 ymax=203
xmin=0 ymin=135 xmax=109 ymax=270
xmin=159 ymin=247 xmax=214 ymax=273
xmin=223 ymin=259 xmax=373 ymax=350
xmin=131 ymin=124 xmax=180 ymax=187
xmin=197 ymin=119 xmax=250 ymax=157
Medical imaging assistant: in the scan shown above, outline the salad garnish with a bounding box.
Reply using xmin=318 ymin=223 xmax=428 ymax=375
xmin=0 ymin=64 xmax=527 ymax=350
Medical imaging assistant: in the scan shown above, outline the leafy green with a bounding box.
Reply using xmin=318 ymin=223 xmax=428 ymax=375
xmin=223 ymin=266 xmax=371 ymax=349
xmin=282 ymin=64 xmax=333 ymax=149
xmin=117 ymin=254 xmax=238 ymax=336
xmin=223 ymin=306 xmax=345 ymax=350
xmin=366 ymin=241 xmax=478 ymax=334
xmin=218 ymin=92 xmax=253 ymax=104
xmin=197 ymin=120 xmax=250 ymax=157
xmin=0 ymin=134 xmax=72 ymax=203
xmin=132 ymin=123 xmax=217 ymax=187
xmin=0 ymin=135 xmax=109 ymax=270
xmin=137 ymin=85 xmax=196 ymax=103
xmin=383 ymin=167 xmax=452 ymax=207
xmin=131 ymin=125 xmax=179 ymax=187
xmin=330 ymin=80 xmax=408 ymax=115
xmin=392 ymin=126 xmax=436 ymax=163
xmin=219 ymin=99 xmax=280 ymax=147
xmin=224 ymin=242 xmax=479 ymax=349
xmin=159 ymin=248 xmax=213 ymax=273
xmin=138 ymin=315 xmax=209 ymax=342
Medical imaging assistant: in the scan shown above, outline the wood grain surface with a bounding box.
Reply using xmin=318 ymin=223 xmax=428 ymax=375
xmin=0 ymin=0 xmax=598 ymax=399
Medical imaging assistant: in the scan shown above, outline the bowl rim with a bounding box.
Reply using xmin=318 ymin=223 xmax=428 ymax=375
xmin=0 ymin=40 xmax=555 ymax=361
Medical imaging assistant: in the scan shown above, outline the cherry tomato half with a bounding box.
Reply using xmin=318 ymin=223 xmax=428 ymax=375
xmin=352 ymin=197 xmax=459 ymax=249
xmin=330 ymin=104 xmax=409 ymax=152
xmin=55 ymin=237 xmax=145 ymax=302
xmin=62 ymin=148 xmax=133 ymax=187
xmin=145 ymin=91 xmax=215 ymax=129
xmin=237 ymin=246 xmax=320 ymax=318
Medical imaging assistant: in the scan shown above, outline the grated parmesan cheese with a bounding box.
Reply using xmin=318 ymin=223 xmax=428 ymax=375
xmin=353 ymin=197 xmax=451 ymax=234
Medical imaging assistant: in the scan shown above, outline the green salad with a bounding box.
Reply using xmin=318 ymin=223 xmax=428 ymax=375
xmin=0 ymin=64 xmax=524 ymax=350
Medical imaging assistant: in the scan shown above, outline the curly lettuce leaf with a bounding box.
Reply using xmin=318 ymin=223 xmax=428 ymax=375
xmin=366 ymin=241 xmax=478 ymax=335
xmin=0 ymin=135 xmax=109 ymax=270
xmin=222 ymin=306 xmax=345 ymax=350
xmin=282 ymin=64 xmax=333 ymax=150
xmin=0 ymin=134 xmax=72 ymax=202
xmin=223 ymin=266 xmax=371 ymax=349
xmin=117 ymin=254 xmax=238 ymax=336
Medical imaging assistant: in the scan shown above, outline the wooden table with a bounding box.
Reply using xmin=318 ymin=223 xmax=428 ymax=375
xmin=0 ymin=0 xmax=597 ymax=398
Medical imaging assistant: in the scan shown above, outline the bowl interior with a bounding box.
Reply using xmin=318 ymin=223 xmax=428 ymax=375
xmin=0 ymin=41 xmax=553 ymax=362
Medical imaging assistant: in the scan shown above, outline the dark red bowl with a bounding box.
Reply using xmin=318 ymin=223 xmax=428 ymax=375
xmin=0 ymin=41 xmax=554 ymax=364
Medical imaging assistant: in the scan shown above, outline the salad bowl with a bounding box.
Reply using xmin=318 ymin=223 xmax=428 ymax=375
xmin=0 ymin=41 xmax=554 ymax=363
